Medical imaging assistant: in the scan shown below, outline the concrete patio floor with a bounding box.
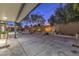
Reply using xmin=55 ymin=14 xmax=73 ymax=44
xmin=0 ymin=32 xmax=79 ymax=56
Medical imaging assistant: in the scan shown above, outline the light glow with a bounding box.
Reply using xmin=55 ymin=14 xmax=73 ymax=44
xmin=45 ymin=25 xmax=52 ymax=32
xmin=2 ymin=17 xmax=7 ymax=21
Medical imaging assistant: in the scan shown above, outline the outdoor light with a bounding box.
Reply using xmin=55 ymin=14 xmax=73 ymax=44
xmin=45 ymin=25 xmax=52 ymax=33
xmin=2 ymin=17 xmax=7 ymax=21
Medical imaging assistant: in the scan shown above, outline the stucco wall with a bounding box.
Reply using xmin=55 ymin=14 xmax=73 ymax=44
xmin=55 ymin=23 xmax=79 ymax=35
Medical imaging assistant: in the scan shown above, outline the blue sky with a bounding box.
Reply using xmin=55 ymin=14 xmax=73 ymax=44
xmin=6 ymin=21 xmax=15 ymax=26
xmin=29 ymin=3 xmax=60 ymax=21
xmin=21 ymin=3 xmax=62 ymax=26
xmin=8 ymin=3 xmax=64 ymax=26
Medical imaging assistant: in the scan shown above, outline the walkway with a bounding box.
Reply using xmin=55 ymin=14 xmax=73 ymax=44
xmin=0 ymin=32 xmax=79 ymax=56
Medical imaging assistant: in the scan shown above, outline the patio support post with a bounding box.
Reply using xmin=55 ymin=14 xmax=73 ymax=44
xmin=14 ymin=22 xmax=17 ymax=38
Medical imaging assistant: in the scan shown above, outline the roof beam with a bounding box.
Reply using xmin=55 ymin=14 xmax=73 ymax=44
xmin=17 ymin=3 xmax=40 ymax=23
xmin=22 ymin=3 xmax=41 ymax=21
xmin=16 ymin=3 xmax=26 ymax=21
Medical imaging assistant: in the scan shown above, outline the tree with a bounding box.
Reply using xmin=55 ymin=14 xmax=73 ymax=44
xmin=48 ymin=5 xmax=67 ymax=24
xmin=31 ymin=14 xmax=45 ymax=25
xmin=64 ymin=4 xmax=74 ymax=23
xmin=55 ymin=7 xmax=67 ymax=23
xmin=54 ymin=3 xmax=79 ymax=24
xmin=73 ymin=3 xmax=79 ymax=11
xmin=48 ymin=15 xmax=56 ymax=25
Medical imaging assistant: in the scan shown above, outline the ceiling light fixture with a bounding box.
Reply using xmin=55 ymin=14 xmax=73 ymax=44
xmin=2 ymin=17 xmax=7 ymax=21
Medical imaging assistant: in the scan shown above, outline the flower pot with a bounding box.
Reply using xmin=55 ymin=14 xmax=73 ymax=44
xmin=0 ymin=34 xmax=7 ymax=39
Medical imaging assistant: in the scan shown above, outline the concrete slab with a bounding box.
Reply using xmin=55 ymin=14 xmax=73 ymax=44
xmin=0 ymin=32 xmax=79 ymax=56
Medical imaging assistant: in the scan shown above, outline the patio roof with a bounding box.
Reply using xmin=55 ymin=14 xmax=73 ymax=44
xmin=0 ymin=3 xmax=38 ymax=22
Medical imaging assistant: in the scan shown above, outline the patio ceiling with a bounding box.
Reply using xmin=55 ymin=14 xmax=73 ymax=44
xmin=0 ymin=3 xmax=38 ymax=22
xmin=0 ymin=3 xmax=21 ymax=21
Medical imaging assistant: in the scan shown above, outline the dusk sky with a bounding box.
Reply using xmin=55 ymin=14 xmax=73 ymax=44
xmin=6 ymin=21 xmax=15 ymax=26
xmin=20 ymin=3 xmax=62 ymax=26
xmin=29 ymin=3 xmax=61 ymax=21
xmin=8 ymin=3 xmax=64 ymax=26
